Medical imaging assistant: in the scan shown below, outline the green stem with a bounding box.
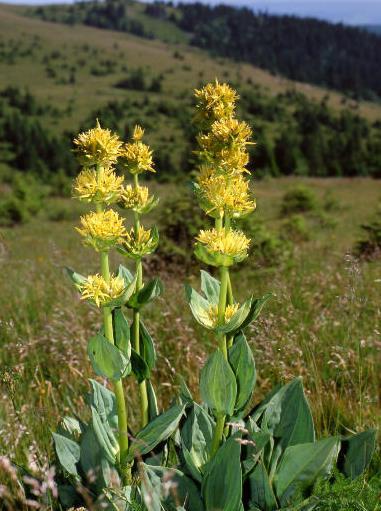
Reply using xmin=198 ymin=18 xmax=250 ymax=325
xmin=210 ymin=414 xmax=226 ymax=458
xmin=132 ymin=173 xmax=149 ymax=428
xmin=100 ymin=251 xmax=130 ymax=484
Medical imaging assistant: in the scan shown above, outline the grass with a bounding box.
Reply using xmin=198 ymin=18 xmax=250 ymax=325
xmin=0 ymin=177 xmax=379 ymax=477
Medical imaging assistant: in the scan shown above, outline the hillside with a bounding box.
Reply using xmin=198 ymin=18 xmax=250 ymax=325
xmin=1 ymin=3 xmax=381 ymax=185
xmin=28 ymin=0 xmax=381 ymax=100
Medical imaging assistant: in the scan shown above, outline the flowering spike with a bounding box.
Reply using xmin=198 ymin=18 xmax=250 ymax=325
xmin=73 ymin=121 xmax=122 ymax=168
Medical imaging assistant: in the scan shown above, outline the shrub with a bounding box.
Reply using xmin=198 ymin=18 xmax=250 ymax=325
xmin=355 ymin=203 xmax=381 ymax=259
xmin=281 ymin=185 xmax=318 ymax=215
xmin=281 ymin=213 xmax=310 ymax=242
xmin=0 ymin=174 xmax=46 ymax=226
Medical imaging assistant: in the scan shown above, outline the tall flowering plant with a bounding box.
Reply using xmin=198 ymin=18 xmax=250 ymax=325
xmin=51 ymin=90 xmax=375 ymax=511
xmin=53 ymin=122 xmax=184 ymax=509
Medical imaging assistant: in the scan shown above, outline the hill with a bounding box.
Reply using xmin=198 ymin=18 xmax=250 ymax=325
xmin=0 ymin=2 xmax=381 ymax=187
xmin=28 ymin=0 xmax=381 ymax=100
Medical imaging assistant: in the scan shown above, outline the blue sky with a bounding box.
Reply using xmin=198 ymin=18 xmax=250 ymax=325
xmin=4 ymin=0 xmax=381 ymax=25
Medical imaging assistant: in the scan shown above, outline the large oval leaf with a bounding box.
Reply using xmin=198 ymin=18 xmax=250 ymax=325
xmin=181 ymin=403 xmax=214 ymax=471
xmin=200 ymin=270 xmax=220 ymax=304
xmin=88 ymin=378 xmax=118 ymax=429
xmin=113 ymin=308 xmax=131 ymax=359
xmin=274 ymin=436 xmax=340 ymax=506
xmin=140 ymin=320 xmax=156 ymax=370
xmin=128 ymin=404 xmax=185 ymax=460
xmin=88 ymin=334 xmax=129 ymax=381
xmin=202 ymin=435 xmax=242 ymax=511
xmin=339 ymin=429 xmax=376 ymax=479
xmin=200 ymin=350 xmax=237 ymax=417
xmin=229 ymin=332 xmax=256 ymax=414
xmin=52 ymin=432 xmax=80 ymax=478
xmin=248 ymin=461 xmax=277 ymax=511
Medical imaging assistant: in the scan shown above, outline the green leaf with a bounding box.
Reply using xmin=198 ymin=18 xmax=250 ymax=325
xmin=185 ymin=283 xmax=214 ymax=329
xmin=128 ymin=404 xmax=185 ymax=460
xmin=248 ymin=461 xmax=278 ymax=511
xmin=131 ymin=348 xmax=150 ymax=383
xmin=253 ymin=378 xmax=315 ymax=473
xmin=52 ymin=432 xmax=80 ymax=477
xmin=79 ymin=426 xmax=110 ymax=490
xmin=239 ymin=293 xmax=273 ymax=330
xmin=57 ymin=484 xmax=79 ymax=508
xmin=216 ymin=298 xmax=252 ymax=334
xmin=91 ymin=406 xmax=119 ymax=465
xmin=274 ymin=436 xmax=340 ymax=506
xmin=194 ymin=242 xmax=247 ymax=267
xmin=140 ymin=320 xmax=156 ymax=370
xmin=340 ymin=429 xmax=376 ymax=479
xmin=202 ymin=435 xmax=242 ymax=511
xmin=113 ymin=308 xmax=131 ymax=359
xmin=242 ymin=423 xmax=271 ymax=476
xmin=87 ymin=333 xmax=129 ymax=381
xmin=142 ymin=464 xmax=205 ymax=511
xmin=200 ymin=350 xmax=237 ymax=416
xmin=129 ymin=278 xmax=163 ymax=309
xmin=117 ymin=264 xmax=134 ymax=285
xmin=64 ymin=267 xmax=86 ymax=289
xmin=229 ymin=332 xmax=256 ymax=413
xmin=146 ymin=379 xmax=159 ymax=421
xmin=57 ymin=416 xmax=83 ymax=442
xmin=88 ymin=379 xmax=118 ymax=429
xmin=181 ymin=403 xmax=214 ymax=472
xmin=200 ymin=270 xmax=220 ymax=304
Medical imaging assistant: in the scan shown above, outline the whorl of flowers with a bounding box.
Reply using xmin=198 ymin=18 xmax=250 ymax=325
xmin=196 ymin=228 xmax=250 ymax=259
xmin=121 ymin=184 xmax=158 ymax=214
xmin=207 ymin=303 xmax=240 ymax=327
xmin=80 ymin=274 xmax=125 ymax=307
xmin=196 ymin=166 xmax=256 ymax=218
xmin=120 ymin=125 xmax=155 ymax=175
xmin=73 ymin=167 xmax=124 ymax=204
xmin=76 ymin=210 xmax=126 ymax=252
xmin=194 ymin=79 xmax=239 ymax=124
xmin=121 ymin=226 xmax=158 ymax=259
xmin=73 ymin=120 xmax=122 ymax=168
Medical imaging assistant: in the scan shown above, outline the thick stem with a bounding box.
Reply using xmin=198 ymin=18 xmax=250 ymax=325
xmin=132 ymin=173 xmax=149 ymax=427
xmin=210 ymin=414 xmax=226 ymax=458
xmin=100 ymin=251 xmax=130 ymax=484
xmin=209 ymin=265 xmax=229 ymax=458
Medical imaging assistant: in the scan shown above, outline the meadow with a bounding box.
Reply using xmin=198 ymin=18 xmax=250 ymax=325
xmin=0 ymin=2 xmax=380 ymax=509
xmin=0 ymin=177 xmax=379 ymax=474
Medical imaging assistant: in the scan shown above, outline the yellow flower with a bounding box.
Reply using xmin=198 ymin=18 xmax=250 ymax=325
xmin=194 ymin=79 xmax=238 ymax=123
xmin=121 ymin=226 xmax=159 ymax=259
xmin=132 ymin=125 xmax=145 ymax=141
xmin=198 ymin=118 xmax=252 ymax=160
xmin=120 ymin=127 xmax=155 ymax=175
xmin=76 ymin=210 xmax=126 ymax=252
xmin=73 ymin=120 xmax=122 ymax=168
xmin=121 ymin=184 xmax=158 ymax=214
xmin=73 ymin=167 xmax=124 ymax=204
xmin=197 ymin=168 xmax=256 ymax=217
xmin=196 ymin=228 xmax=250 ymax=258
xmin=80 ymin=274 xmax=125 ymax=307
xmin=206 ymin=303 xmax=240 ymax=327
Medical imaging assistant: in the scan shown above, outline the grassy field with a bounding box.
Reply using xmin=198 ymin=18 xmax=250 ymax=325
xmin=0 ymin=177 xmax=379 ymax=476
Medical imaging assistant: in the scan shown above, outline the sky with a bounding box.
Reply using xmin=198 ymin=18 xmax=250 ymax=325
xmin=3 ymin=0 xmax=381 ymax=25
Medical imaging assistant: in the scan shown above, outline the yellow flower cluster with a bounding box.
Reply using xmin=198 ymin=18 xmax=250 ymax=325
xmin=120 ymin=125 xmax=155 ymax=175
xmin=197 ymin=166 xmax=256 ymax=218
xmin=80 ymin=274 xmax=125 ymax=307
xmin=73 ymin=120 xmax=122 ymax=168
xmin=76 ymin=210 xmax=126 ymax=252
xmin=121 ymin=226 xmax=158 ymax=258
xmin=194 ymin=81 xmax=255 ymax=224
xmin=73 ymin=167 xmax=124 ymax=204
xmin=196 ymin=228 xmax=250 ymax=258
xmin=194 ymin=79 xmax=238 ymax=124
xmin=207 ymin=303 xmax=240 ymax=327
xmin=121 ymin=184 xmax=157 ymax=213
